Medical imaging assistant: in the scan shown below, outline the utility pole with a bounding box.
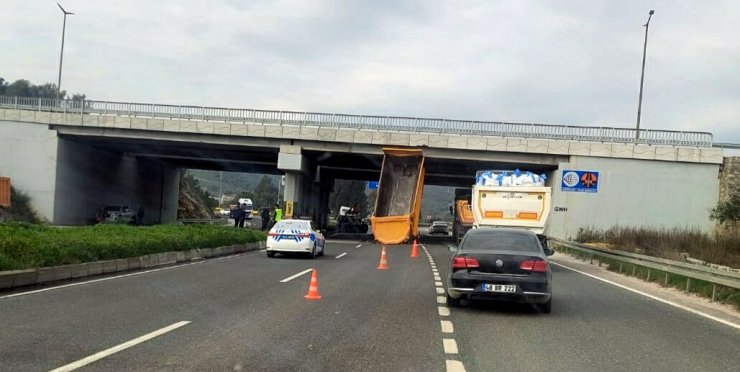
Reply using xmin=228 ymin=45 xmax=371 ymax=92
xmin=635 ymin=10 xmax=655 ymax=141
xmin=56 ymin=3 xmax=74 ymax=100
xmin=218 ymin=171 xmax=223 ymax=208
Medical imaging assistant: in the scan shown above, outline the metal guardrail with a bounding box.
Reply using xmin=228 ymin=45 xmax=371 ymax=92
xmin=550 ymin=238 xmax=740 ymax=301
xmin=0 ymin=96 xmax=714 ymax=147
xmin=713 ymin=142 xmax=740 ymax=150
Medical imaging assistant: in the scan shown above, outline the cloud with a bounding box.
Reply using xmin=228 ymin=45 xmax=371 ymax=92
xmin=1 ymin=0 xmax=738 ymax=142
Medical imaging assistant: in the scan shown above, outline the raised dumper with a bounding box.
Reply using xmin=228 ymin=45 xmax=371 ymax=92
xmin=371 ymin=148 xmax=425 ymax=245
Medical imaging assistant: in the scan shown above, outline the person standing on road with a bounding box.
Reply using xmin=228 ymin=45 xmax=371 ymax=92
xmin=260 ymin=206 xmax=270 ymax=230
xmin=238 ymin=203 xmax=247 ymax=228
xmin=233 ymin=204 xmax=243 ymax=228
xmin=273 ymin=203 xmax=283 ymax=225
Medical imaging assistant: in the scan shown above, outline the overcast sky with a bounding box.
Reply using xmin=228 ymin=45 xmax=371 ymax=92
xmin=2 ymin=0 xmax=738 ymax=143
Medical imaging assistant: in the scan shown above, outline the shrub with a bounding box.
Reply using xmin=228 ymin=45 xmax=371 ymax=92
xmin=0 ymin=224 xmax=265 ymax=271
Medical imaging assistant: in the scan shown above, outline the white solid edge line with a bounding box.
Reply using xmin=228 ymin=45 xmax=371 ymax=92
xmin=279 ymin=268 xmax=314 ymax=283
xmin=0 ymin=250 xmax=262 ymax=300
xmin=442 ymin=338 xmax=459 ymax=354
xmin=551 ymin=262 xmax=740 ymax=331
xmin=335 ymin=252 xmax=348 ymax=259
xmin=50 ymin=321 xmax=191 ymax=372
xmin=446 ymin=360 xmax=466 ymax=372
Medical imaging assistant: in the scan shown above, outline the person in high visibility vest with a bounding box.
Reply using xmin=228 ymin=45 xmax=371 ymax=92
xmin=273 ymin=203 xmax=283 ymax=223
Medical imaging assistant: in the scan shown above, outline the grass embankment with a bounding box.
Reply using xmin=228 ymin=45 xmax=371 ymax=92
xmin=0 ymin=223 xmax=265 ymax=271
xmin=576 ymin=226 xmax=740 ymax=268
xmin=563 ymin=227 xmax=740 ymax=310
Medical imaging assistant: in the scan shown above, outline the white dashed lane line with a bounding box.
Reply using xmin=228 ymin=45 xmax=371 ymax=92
xmin=443 ymin=339 xmax=459 ymax=354
xmin=335 ymin=252 xmax=348 ymax=259
xmin=441 ymin=320 xmax=454 ymax=333
xmin=279 ymin=268 xmax=313 ymax=283
xmin=422 ymin=244 xmax=466 ymax=372
xmin=446 ymin=360 xmax=466 ymax=372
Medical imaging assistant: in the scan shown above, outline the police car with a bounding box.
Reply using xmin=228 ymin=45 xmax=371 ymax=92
xmin=266 ymin=219 xmax=326 ymax=258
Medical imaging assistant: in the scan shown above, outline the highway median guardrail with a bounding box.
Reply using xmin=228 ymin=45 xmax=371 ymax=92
xmin=550 ymin=238 xmax=740 ymax=302
xmin=0 ymin=96 xmax=714 ymax=147
xmin=0 ymin=241 xmax=265 ymax=291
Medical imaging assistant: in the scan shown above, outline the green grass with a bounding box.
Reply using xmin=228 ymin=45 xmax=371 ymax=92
xmin=0 ymin=223 xmax=265 ymax=271
xmin=575 ymin=226 xmax=739 ymax=267
xmin=554 ymin=245 xmax=740 ymax=311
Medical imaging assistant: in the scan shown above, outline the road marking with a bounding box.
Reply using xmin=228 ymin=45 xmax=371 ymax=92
xmin=446 ymin=360 xmax=466 ymax=372
xmin=50 ymin=321 xmax=191 ymax=372
xmin=436 ymin=287 xmax=445 ymax=294
xmin=443 ymin=338 xmax=459 ymax=354
xmin=436 ymin=296 xmax=446 ymax=304
xmin=441 ymin=320 xmax=454 ymax=333
xmin=435 ymin=281 xmax=443 ymax=287
xmin=355 ymin=244 xmax=362 ymax=248
xmin=551 ymin=262 xmax=740 ymax=331
xmin=335 ymin=252 xmax=348 ymax=259
xmin=0 ymin=250 xmax=263 ymax=300
xmin=438 ymin=306 xmax=450 ymax=316
xmin=434 ymin=275 xmax=442 ymax=281
xmin=279 ymin=268 xmax=314 ymax=283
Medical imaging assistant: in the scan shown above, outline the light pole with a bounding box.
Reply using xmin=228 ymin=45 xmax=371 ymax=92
xmin=56 ymin=3 xmax=74 ymax=100
xmin=635 ymin=9 xmax=654 ymax=141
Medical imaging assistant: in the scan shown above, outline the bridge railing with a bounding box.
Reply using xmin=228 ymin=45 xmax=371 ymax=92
xmin=0 ymin=96 xmax=714 ymax=147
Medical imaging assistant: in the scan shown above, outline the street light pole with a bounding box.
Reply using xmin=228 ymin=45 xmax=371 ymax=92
xmin=56 ymin=3 xmax=74 ymax=100
xmin=635 ymin=9 xmax=654 ymax=141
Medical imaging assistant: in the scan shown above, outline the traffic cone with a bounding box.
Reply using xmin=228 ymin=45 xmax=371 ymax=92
xmin=377 ymin=246 xmax=389 ymax=270
xmin=304 ymin=269 xmax=322 ymax=300
xmin=410 ymin=240 xmax=419 ymax=258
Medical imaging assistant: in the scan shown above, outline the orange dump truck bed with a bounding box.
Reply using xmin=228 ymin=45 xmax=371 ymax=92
xmin=371 ymin=148 xmax=425 ymax=245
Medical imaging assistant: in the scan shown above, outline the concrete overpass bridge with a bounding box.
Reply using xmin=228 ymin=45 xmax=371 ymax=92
xmin=0 ymin=97 xmax=725 ymax=238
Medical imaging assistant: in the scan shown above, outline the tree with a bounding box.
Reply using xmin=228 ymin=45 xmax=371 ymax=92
xmin=252 ymin=175 xmax=278 ymax=208
xmin=330 ymin=180 xmax=368 ymax=217
xmin=0 ymin=76 xmax=70 ymax=99
xmin=710 ymin=193 xmax=740 ymax=229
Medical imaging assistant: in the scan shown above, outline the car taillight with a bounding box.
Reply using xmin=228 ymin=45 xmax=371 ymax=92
xmin=452 ymin=256 xmax=480 ymax=270
xmin=519 ymin=260 xmax=548 ymax=272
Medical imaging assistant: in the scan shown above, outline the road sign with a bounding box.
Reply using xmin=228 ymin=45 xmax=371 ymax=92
xmin=285 ymin=200 xmax=294 ymax=218
xmin=368 ymin=181 xmax=379 ymax=190
xmin=561 ymin=170 xmax=599 ymax=193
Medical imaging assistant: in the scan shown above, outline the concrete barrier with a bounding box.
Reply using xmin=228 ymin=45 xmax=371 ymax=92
xmin=88 ymin=262 xmax=103 ymax=276
xmin=101 ymin=260 xmax=118 ymax=274
xmin=0 ymin=242 xmax=263 ymax=290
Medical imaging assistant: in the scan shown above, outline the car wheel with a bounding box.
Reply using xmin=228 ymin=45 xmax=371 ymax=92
xmin=446 ymin=293 xmax=461 ymax=307
xmin=310 ymin=244 xmax=318 ymax=259
xmin=318 ymin=243 xmax=325 ymax=257
xmin=538 ymin=299 xmax=552 ymax=314
xmin=267 ymin=251 xmax=275 ymax=258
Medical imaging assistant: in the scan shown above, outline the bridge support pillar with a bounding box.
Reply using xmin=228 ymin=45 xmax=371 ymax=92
xmin=278 ymin=145 xmax=309 ymax=218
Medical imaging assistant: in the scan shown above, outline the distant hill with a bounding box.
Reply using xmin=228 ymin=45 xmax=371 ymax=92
xmin=189 ymin=169 xmax=457 ymax=222
xmin=188 ymin=170 xmax=279 ymax=196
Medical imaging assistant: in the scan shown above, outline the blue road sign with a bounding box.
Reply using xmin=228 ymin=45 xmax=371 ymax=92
xmin=561 ymin=170 xmax=599 ymax=193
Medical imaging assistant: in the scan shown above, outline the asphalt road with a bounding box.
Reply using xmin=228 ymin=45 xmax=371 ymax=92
xmin=0 ymin=239 xmax=738 ymax=371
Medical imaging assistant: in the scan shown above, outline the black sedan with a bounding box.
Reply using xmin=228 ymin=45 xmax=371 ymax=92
xmin=445 ymin=228 xmax=553 ymax=313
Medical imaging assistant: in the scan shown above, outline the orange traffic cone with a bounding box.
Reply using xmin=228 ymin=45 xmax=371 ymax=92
xmin=410 ymin=240 xmax=419 ymax=258
xmin=377 ymin=246 xmax=389 ymax=270
xmin=304 ymin=269 xmax=322 ymax=300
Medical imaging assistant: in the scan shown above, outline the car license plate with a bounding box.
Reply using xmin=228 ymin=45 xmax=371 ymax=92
xmin=482 ymin=284 xmax=516 ymax=293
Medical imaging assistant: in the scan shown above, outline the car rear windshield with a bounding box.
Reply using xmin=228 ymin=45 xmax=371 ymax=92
xmin=274 ymin=221 xmax=309 ymax=230
xmin=461 ymin=231 xmax=541 ymax=252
